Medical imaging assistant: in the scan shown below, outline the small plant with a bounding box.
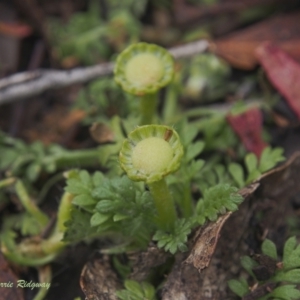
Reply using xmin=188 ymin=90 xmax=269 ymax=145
xmin=0 ymin=174 xmax=74 ymax=266
xmin=116 ymin=280 xmax=157 ymax=300
xmin=0 ymin=37 xmax=289 ymax=300
xmin=183 ymin=53 xmax=231 ymax=101
xmin=119 ymin=124 xmax=183 ymax=231
xmin=0 ymin=130 xmax=105 ymax=182
xmin=48 ymin=1 xmax=141 ymax=65
xmin=229 ymin=147 xmax=285 ymax=188
xmin=228 ymin=237 xmax=300 ymax=300
xmin=114 ymin=42 xmax=175 ymax=124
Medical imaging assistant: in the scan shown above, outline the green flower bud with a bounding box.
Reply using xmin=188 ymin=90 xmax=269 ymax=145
xmin=114 ymin=43 xmax=175 ymax=96
xmin=119 ymin=125 xmax=183 ymax=183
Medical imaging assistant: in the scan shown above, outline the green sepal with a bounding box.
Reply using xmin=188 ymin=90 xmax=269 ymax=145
xmin=114 ymin=42 xmax=174 ymax=95
xmin=119 ymin=125 xmax=184 ymax=183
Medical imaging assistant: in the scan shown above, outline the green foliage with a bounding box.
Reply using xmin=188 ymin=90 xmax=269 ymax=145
xmin=63 ymin=207 xmax=98 ymax=243
xmin=116 ymin=280 xmax=157 ymax=300
xmin=153 ymin=219 xmax=192 ymax=254
xmin=64 ymin=170 xmax=156 ymax=248
xmin=0 ymin=132 xmax=56 ymax=181
xmin=167 ymin=119 xmax=205 ymax=216
xmin=2 ymin=212 xmax=45 ymax=236
xmin=65 ymin=170 xmax=99 ymax=211
xmin=229 ymin=146 xmax=285 ymax=188
xmin=108 ymin=0 xmax=148 ymax=17
xmin=229 ymin=237 xmax=300 ymax=299
xmin=0 ymin=131 xmax=104 ymax=182
xmin=92 ymin=176 xmax=156 ymax=245
xmin=187 ymin=0 xmax=219 ymax=5
xmin=192 ymin=113 xmax=240 ymax=153
xmin=74 ymin=78 xmax=138 ymax=124
xmin=183 ymin=53 xmax=231 ymax=102
xmin=227 ymin=278 xmax=249 ymax=298
xmin=282 ymin=236 xmax=300 ymax=270
xmin=261 ymin=239 xmax=278 ymax=260
xmin=270 ymin=285 xmax=300 ymax=300
xmin=240 ymin=255 xmax=258 ymax=279
xmin=48 ymin=1 xmax=141 ymax=65
xmin=194 ymin=184 xmax=243 ymax=225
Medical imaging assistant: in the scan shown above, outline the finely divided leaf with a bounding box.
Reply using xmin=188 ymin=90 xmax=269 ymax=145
xmin=195 ymin=184 xmax=243 ymax=225
xmin=116 ymin=280 xmax=156 ymax=300
xmin=153 ymin=219 xmax=192 ymax=254
xmin=259 ymin=147 xmax=285 ymax=173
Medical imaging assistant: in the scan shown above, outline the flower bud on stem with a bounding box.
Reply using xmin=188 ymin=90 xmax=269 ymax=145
xmin=114 ymin=42 xmax=174 ymax=125
xmin=119 ymin=125 xmax=183 ymax=231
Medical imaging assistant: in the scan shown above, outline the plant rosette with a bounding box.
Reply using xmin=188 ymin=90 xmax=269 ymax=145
xmin=114 ymin=42 xmax=175 ymax=96
xmin=119 ymin=125 xmax=183 ymax=184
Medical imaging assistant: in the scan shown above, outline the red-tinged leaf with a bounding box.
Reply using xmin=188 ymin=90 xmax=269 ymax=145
xmin=256 ymin=43 xmax=300 ymax=120
xmin=214 ymin=11 xmax=300 ymax=70
xmin=227 ymin=107 xmax=267 ymax=157
xmin=0 ymin=22 xmax=32 ymax=38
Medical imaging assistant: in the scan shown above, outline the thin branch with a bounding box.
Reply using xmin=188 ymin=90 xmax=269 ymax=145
xmin=0 ymin=40 xmax=209 ymax=105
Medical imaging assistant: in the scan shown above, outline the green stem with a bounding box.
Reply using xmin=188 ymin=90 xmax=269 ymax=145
xmin=182 ymin=184 xmax=193 ymax=218
xmin=5 ymin=252 xmax=56 ymax=266
xmin=15 ymin=180 xmax=49 ymax=226
xmin=41 ymin=191 xmax=74 ymax=255
xmin=37 ymin=172 xmax=64 ymax=204
xmin=162 ymin=82 xmax=179 ymax=124
xmin=0 ymin=177 xmax=16 ymax=189
xmin=41 ymin=233 xmax=66 ymax=255
xmin=140 ymin=92 xmax=158 ymax=125
xmin=148 ymin=178 xmax=177 ymax=231
xmin=54 ymin=191 xmax=73 ymax=233
xmin=2 ymin=191 xmax=73 ymax=267
xmin=49 ymin=148 xmax=101 ymax=169
xmin=33 ymin=265 xmax=52 ymax=300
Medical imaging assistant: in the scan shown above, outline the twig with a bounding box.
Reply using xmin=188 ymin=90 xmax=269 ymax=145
xmin=0 ymin=40 xmax=209 ymax=105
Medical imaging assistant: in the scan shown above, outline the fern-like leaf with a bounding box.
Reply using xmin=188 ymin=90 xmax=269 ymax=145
xmin=116 ymin=280 xmax=157 ymax=300
xmin=153 ymin=219 xmax=192 ymax=254
xmin=195 ymin=184 xmax=243 ymax=225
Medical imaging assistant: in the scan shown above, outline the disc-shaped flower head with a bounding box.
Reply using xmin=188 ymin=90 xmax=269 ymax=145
xmin=120 ymin=125 xmax=183 ymax=184
xmin=120 ymin=125 xmax=183 ymax=231
xmin=114 ymin=43 xmax=175 ymax=96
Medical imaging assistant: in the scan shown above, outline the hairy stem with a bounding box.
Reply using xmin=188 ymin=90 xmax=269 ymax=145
xmin=33 ymin=265 xmax=52 ymax=300
xmin=148 ymin=178 xmax=177 ymax=231
xmin=15 ymin=180 xmax=49 ymax=226
xmin=0 ymin=177 xmax=16 ymax=189
xmin=140 ymin=92 xmax=158 ymax=125
xmin=41 ymin=191 xmax=74 ymax=255
xmin=182 ymin=184 xmax=193 ymax=218
xmin=50 ymin=148 xmax=101 ymax=169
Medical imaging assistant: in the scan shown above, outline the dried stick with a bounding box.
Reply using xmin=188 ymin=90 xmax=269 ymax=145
xmin=0 ymin=40 xmax=209 ymax=105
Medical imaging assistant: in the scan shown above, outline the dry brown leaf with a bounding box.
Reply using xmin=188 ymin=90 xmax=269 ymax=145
xmin=80 ymin=255 xmax=121 ymax=300
xmin=213 ymin=11 xmax=300 ymax=69
xmin=162 ymin=152 xmax=300 ymax=299
xmin=185 ymin=212 xmax=232 ymax=270
xmin=173 ymin=0 xmax=283 ymax=25
xmin=128 ymin=245 xmax=169 ymax=281
xmin=89 ymin=122 xmax=115 ymax=144
xmin=256 ymin=43 xmax=300 ymax=120
xmin=79 ymin=153 xmax=300 ymax=299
